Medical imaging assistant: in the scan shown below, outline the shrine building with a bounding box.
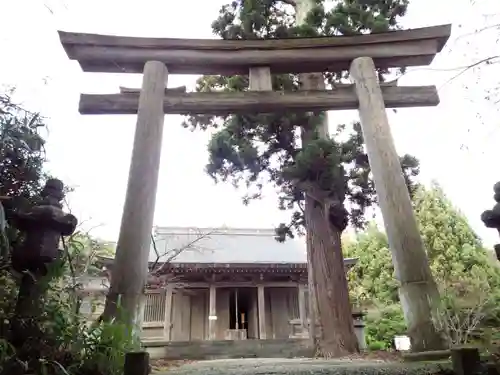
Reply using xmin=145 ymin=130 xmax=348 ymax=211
xmin=83 ymin=226 xmax=363 ymax=348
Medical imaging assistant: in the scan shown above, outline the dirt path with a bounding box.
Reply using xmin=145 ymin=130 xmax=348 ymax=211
xmin=154 ymin=357 xmax=430 ymax=375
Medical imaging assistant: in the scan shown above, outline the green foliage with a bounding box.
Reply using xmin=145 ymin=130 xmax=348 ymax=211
xmin=365 ymin=305 xmax=406 ymax=350
xmin=65 ymin=231 xmax=115 ymax=277
xmin=346 ymin=183 xmax=500 ymax=348
xmin=0 ymin=254 xmax=137 ymax=375
xmin=347 ymin=184 xmax=500 ymax=306
xmin=183 ymin=0 xmax=417 ymax=238
xmin=0 ymin=91 xmax=131 ymax=375
xmin=413 ymin=182 xmax=500 ymax=291
xmin=0 ymin=90 xmax=47 ymax=210
xmin=344 ymin=224 xmax=397 ymax=307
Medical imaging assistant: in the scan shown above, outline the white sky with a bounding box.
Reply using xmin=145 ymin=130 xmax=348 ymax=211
xmin=1 ymin=0 xmax=499 ymax=247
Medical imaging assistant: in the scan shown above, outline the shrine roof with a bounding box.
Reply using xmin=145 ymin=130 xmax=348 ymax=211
xmin=95 ymin=227 xmax=357 ymax=270
xmin=149 ymin=226 xmax=355 ymax=266
xmin=151 ymin=226 xmax=307 ymax=264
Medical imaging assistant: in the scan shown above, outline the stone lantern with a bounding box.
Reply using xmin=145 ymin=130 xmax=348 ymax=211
xmin=10 ymin=178 xmax=78 ymax=275
xmin=8 ymin=178 xmax=78 ymax=360
xmin=480 ymin=181 xmax=500 ymax=261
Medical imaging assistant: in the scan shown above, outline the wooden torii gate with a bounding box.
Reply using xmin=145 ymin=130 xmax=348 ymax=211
xmin=58 ymin=24 xmax=451 ymax=338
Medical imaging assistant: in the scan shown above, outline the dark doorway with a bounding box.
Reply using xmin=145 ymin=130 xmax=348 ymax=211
xmin=229 ymin=288 xmax=251 ymax=336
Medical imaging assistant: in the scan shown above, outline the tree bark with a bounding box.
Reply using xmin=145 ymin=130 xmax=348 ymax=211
xmin=304 ymin=195 xmax=359 ymax=357
xmin=295 ymin=0 xmax=359 ymax=356
xmin=297 ymin=76 xmax=359 ymax=356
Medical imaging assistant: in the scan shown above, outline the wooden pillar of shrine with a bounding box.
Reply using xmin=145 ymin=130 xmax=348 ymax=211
xmin=208 ymin=285 xmax=217 ymax=340
xmin=298 ymin=284 xmax=307 ymax=328
xmin=163 ymin=284 xmax=174 ymax=340
xmin=257 ymin=285 xmax=266 ymax=339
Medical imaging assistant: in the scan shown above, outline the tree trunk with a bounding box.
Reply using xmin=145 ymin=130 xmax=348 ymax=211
xmin=304 ymin=195 xmax=359 ymax=357
xmin=297 ymin=72 xmax=359 ymax=356
xmin=305 ymin=223 xmax=318 ymax=349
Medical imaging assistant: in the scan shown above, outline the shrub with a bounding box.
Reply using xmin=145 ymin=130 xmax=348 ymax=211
xmin=433 ymin=282 xmax=500 ymax=348
xmin=0 ymin=258 xmax=139 ymax=375
xmin=368 ymin=341 xmax=387 ymax=351
xmin=365 ymin=305 xmax=407 ymax=350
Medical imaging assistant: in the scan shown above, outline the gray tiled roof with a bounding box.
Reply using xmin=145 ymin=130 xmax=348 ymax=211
xmin=150 ymin=227 xmax=356 ymax=266
xmin=150 ymin=226 xmax=308 ymax=264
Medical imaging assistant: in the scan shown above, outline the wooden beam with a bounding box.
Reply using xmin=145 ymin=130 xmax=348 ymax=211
xmin=249 ymin=67 xmax=272 ymax=91
xmin=79 ymin=86 xmax=439 ymax=115
xmin=257 ymin=285 xmax=266 ymax=339
xmin=174 ymin=281 xmax=301 ymax=288
xmin=298 ymin=284 xmax=307 ymax=329
xmin=163 ymin=285 xmax=173 ymax=341
xmin=59 ymin=25 xmax=451 ymax=75
xmin=120 ymin=85 xmax=186 ymax=94
xmin=106 ymin=61 xmax=168 ymax=327
xmin=59 ymin=25 xmax=451 ymax=50
xmin=208 ymin=285 xmax=217 ymax=340
xmin=350 ymin=56 xmax=444 ymax=351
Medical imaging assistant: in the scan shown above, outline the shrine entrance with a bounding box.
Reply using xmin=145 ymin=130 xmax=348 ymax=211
xmin=229 ymin=288 xmax=255 ymax=339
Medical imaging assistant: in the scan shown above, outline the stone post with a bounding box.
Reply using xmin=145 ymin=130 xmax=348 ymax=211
xmin=124 ymin=351 xmax=150 ymax=375
xmin=451 ymin=347 xmax=481 ymax=375
xmin=352 ymin=312 xmax=367 ymax=350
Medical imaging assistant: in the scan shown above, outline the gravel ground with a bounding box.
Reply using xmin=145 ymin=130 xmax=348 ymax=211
xmin=156 ymin=358 xmax=410 ymax=375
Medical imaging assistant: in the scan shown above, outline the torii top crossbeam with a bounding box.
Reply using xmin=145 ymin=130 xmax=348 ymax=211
xmin=59 ymin=24 xmax=451 ymax=75
xmin=58 ymin=24 xmax=451 ymax=115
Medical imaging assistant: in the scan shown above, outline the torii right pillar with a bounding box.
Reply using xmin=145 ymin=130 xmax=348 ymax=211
xmin=350 ymin=57 xmax=445 ymax=352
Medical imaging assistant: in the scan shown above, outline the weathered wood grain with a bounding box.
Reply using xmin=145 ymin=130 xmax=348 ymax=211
xmin=350 ymin=56 xmax=445 ymax=351
xmin=119 ymin=85 xmax=186 ymax=94
xmin=107 ymin=61 xmax=168 ymax=327
xmin=79 ymin=86 xmax=439 ymax=115
xmin=59 ymin=24 xmax=451 ymax=75
xmin=59 ymin=25 xmax=450 ymax=50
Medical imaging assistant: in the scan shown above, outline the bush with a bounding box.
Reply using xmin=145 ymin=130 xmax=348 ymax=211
xmin=0 ymin=258 xmax=140 ymax=375
xmin=365 ymin=305 xmax=407 ymax=350
xmin=367 ymin=341 xmax=387 ymax=351
xmin=432 ymin=282 xmax=500 ymax=348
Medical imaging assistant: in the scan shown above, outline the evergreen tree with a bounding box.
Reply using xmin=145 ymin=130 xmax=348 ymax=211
xmin=0 ymin=91 xmax=48 ymax=259
xmin=184 ymin=0 xmax=418 ymax=357
xmin=414 ymin=183 xmax=500 ymax=294
xmin=0 ymin=91 xmax=46 ymax=209
xmin=347 ymin=184 xmax=500 ymax=304
xmin=344 ymin=224 xmax=397 ymax=307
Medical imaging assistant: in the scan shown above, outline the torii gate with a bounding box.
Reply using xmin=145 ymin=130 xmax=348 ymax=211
xmin=58 ymin=24 xmax=451 ymax=343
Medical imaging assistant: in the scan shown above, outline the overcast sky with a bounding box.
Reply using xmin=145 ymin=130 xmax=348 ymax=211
xmin=1 ymin=0 xmax=499 ymax=247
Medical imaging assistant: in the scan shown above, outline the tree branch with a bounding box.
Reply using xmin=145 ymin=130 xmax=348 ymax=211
xmin=149 ymin=229 xmax=217 ymax=279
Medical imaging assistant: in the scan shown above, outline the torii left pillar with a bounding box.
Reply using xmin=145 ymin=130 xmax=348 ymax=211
xmin=102 ymin=61 xmax=168 ymax=329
